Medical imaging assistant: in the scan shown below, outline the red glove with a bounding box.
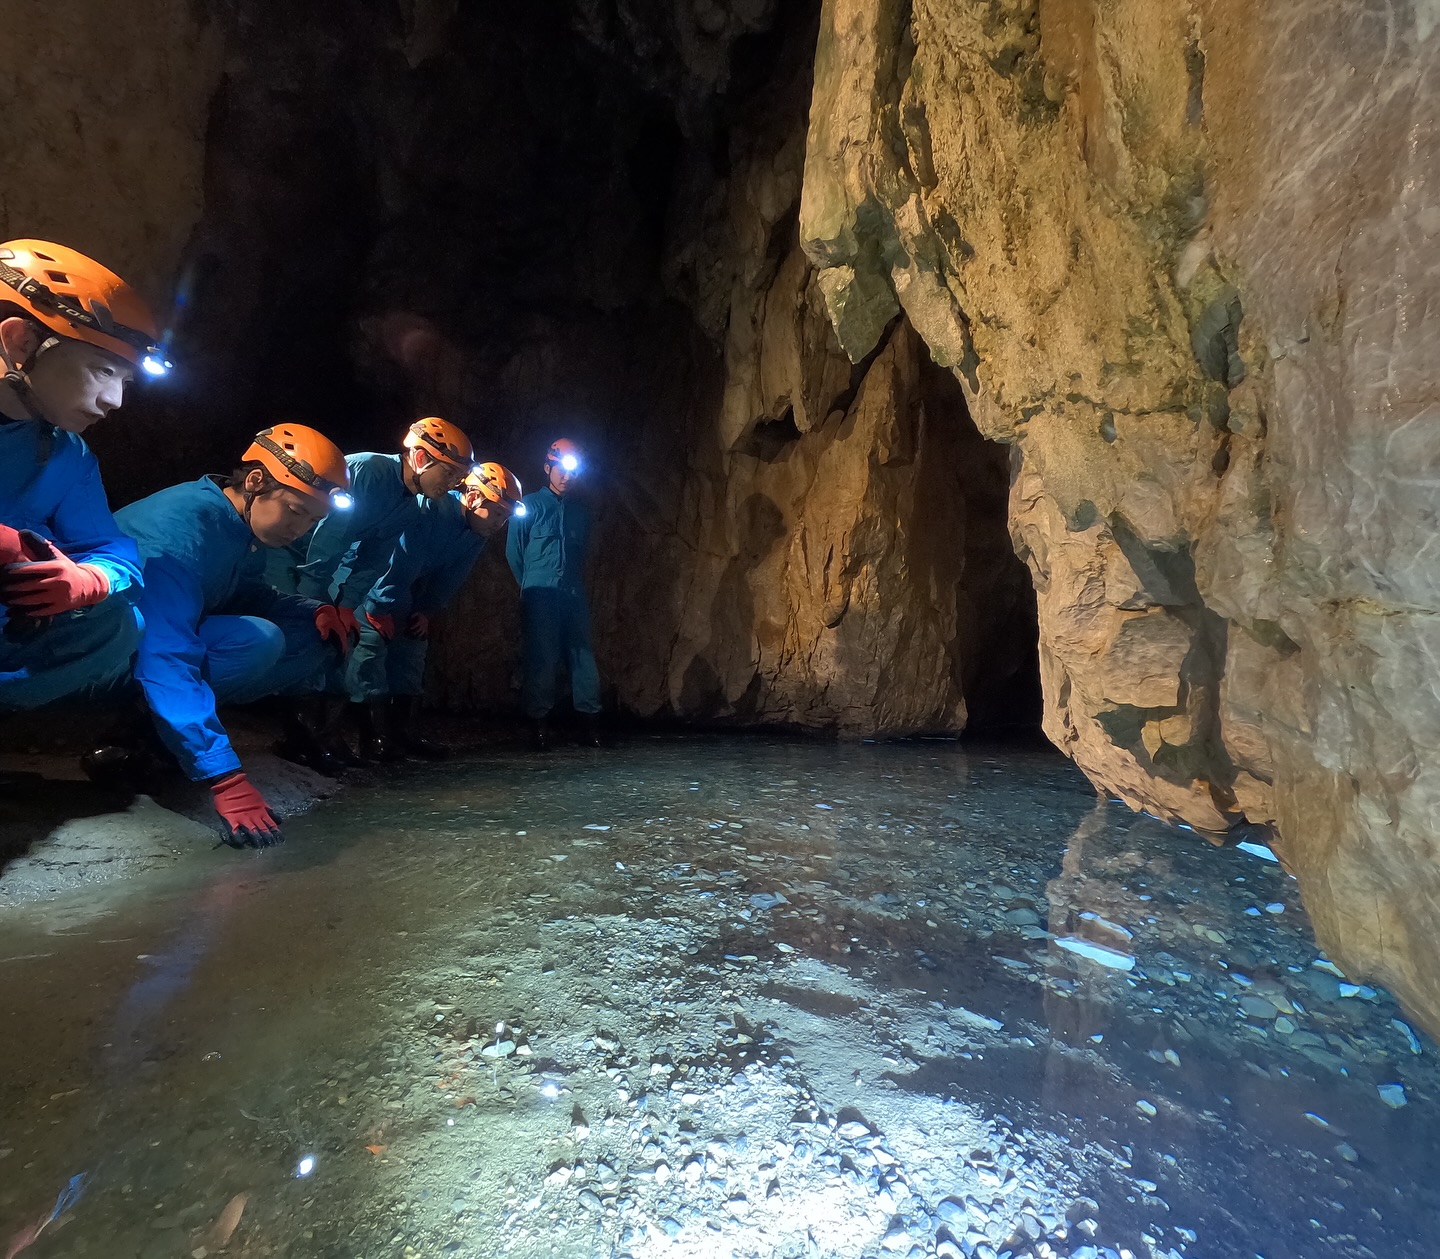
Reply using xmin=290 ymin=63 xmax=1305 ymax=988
xmin=406 ymin=611 xmax=430 ymax=639
xmin=364 ymin=610 xmax=396 ymax=640
xmin=1 ymin=535 xmax=110 ymax=616
xmin=337 ymin=606 xmax=361 ymax=640
xmin=209 ymin=771 xmax=283 ymax=848
xmin=0 ymin=524 xmax=27 ymax=567
xmin=314 ymin=604 xmax=352 ymax=656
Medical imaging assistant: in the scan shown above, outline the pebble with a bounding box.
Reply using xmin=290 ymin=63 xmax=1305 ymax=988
xmin=1136 ymin=1100 xmax=1158 ymax=1117
xmin=1377 ymin=1083 xmax=1408 ymax=1108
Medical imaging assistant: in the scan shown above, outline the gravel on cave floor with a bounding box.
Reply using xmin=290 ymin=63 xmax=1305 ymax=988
xmin=0 ymin=735 xmax=1436 ymax=1259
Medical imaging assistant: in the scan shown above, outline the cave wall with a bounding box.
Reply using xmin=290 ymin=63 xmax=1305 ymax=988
xmin=0 ymin=1 xmax=220 ymax=298
xmin=796 ymin=0 xmax=1440 ymax=1028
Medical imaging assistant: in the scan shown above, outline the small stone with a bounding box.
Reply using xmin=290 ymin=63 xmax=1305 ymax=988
xmin=1136 ymin=1100 xmax=1158 ymax=1117
xmin=577 ymin=1189 xmax=602 ymax=1212
xmin=880 ymin=1218 xmax=911 ymax=1250
xmin=838 ymin=1120 xmax=872 ymax=1140
xmin=1336 ymin=1142 xmax=1360 ymax=1163
xmin=1273 ymin=1016 xmax=1296 ymax=1034
xmin=1239 ymin=995 xmax=1278 ymax=1020
xmin=1377 ymin=1083 xmax=1408 ymax=1108
xmin=935 ymin=1198 xmax=967 ymax=1226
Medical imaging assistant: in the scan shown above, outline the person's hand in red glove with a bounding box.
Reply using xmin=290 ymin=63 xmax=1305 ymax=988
xmin=0 ymin=535 xmax=110 ymax=616
xmin=337 ymin=605 xmax=362 ymax=641
xmin=314 ymin=604 xmax=353 ymax=656
xmin=364 ymin=610 xmax=396 ymax=640
xmin=0 ymin=524 xmax=28 ymax=567
xmin=406 ymin=611 xmax=430 ymax=640
xmin=209 ymin=771 xmax=284 ymax=848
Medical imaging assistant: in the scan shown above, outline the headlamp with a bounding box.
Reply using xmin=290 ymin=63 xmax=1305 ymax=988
xmin=560 ymin=454 xmax=579 ymax=473
xmin=140 ymin=353 xmax=172 ymax=379
xmin=513 ymin=501 xmax=528 ymax=517
xmin=330 ymin=490 xmax=355 ymax=511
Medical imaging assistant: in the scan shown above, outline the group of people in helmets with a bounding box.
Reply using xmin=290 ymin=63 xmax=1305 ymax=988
xmin=0 ymin=239 xmax=602 ymax=848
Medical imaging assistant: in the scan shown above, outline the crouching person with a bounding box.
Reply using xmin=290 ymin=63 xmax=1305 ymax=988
xmin=112 ymin=425 xmax=354 ymax=847
xmin=267 ymin=415 xmax=474 ymax=765
xmin=0 ymin=240 xmax=165 ymax=711
xmin=350 ymin=462 xmax=522 ymax=760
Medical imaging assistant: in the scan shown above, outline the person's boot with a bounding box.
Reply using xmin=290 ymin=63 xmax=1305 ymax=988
xmin=316 ymin=696 xmax=362 ymax=768
xmin=531 ymin=718 xmax=550 ymax=752
xmin=80 ymin=702 xmax=174 ymax=796
xmin=391 ymin=695 xmax=450 ymax=760
xmin=582 ymin=713 xmax=602 ymax=748
xmin=273 ymin=698 xmax=343 ymax=777
xmin=355 ymin=699 xmax=403 ymax=763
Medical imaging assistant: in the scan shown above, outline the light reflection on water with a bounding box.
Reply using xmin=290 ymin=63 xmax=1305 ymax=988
xmin=0 ymin=736 xmax=1434 ymax=1258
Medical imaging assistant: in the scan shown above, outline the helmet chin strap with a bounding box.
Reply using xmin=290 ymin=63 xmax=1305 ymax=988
xmin=0 ymin=331 xmax=58 ymax=427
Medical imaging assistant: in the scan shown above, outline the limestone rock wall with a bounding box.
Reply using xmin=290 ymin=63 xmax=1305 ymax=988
xmin=0 ymin=1 xmax=220 ymax=307
xmin=797 ymin=0 xmax=1440 ymax=1028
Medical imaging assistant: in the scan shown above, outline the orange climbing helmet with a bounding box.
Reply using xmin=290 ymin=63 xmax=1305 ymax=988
xmin=403 ymin=416 xmax=474 ymax=469
xmin=463 ymin=462 xmax=523 ymax=515
xmin=544 ymin=438 xmax=582 ymax=474
xmin=243 ymin=424 xmax=353 ymax=510
xmin=0 ymin=239 xmax=166 ymax=373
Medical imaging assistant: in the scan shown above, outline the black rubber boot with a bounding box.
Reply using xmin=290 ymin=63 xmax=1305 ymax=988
xmin=80 ymin=700 xmax=176 ymax=796
xmin=355 ymin=699 xmax=403 ymax=763
xmin=317 ymin=696 xmax=363 ymax=768
xmin=531 ymin=718 xmax=550 ymax=752
xmin=391 ymin=695 xmax=450 ymax=760
xmin=273 ymin=698 xmax=343 ymax=777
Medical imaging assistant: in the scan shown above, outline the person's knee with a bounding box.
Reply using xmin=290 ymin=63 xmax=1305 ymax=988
xmin=219 ymin=617 xmax=287 ymax=683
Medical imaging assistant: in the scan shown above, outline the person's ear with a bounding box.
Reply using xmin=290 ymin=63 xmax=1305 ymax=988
xmin=0 ymin=317 xmax=42 ymax=370
xmin=245 ymin=468 xmax=269 ymax=495
xmin=410 ymin=448 xmax=432 ymax=473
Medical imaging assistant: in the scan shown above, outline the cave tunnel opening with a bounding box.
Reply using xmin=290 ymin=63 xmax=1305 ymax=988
xmin=2 ymin=3 xmax=1436 ymax=1257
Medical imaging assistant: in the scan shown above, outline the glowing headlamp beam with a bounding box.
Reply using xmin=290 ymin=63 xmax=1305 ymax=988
xmin=513 ymin=501 xmax=528 ymax=517
xmin=140 ymin=354 xmax=172 ymax=378
xmin=559 ymin=454 xmax=579 ymax=472
xmin=330 ymin=491 xmax=355 ymax=511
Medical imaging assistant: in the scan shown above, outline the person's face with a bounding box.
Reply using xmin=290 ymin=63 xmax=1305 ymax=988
xmin=246 ymin=477 xmax=330 ymax=547
xmin=410 ymin=450 xmax=467 ymax=499
xmin=461 ymin=491 xmax=511 ymax=537
xmin=546 ymin=461 xmax=575 ymax=496
xmin=21 ymin=336 xmax=135 ymax=434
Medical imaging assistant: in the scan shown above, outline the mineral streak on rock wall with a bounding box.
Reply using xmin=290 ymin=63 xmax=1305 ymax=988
xmin=797 ymin=0 xmax=1440 ymax=1029
xmin=0 ymin=1 xmax=221 ymax=305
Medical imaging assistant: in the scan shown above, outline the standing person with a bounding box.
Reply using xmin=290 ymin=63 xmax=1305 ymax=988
xmin=506 ymin=438 xmax=601 ymax=750
xmin=112 ymin=424 xmax=354 ymax=848
xmin=349 ymin=462 xmax=523 ymax=760
xmin=268 ymin=416 xmax=474 ymax=764
xmin=0 ymin=240 xmax=167 ymax=712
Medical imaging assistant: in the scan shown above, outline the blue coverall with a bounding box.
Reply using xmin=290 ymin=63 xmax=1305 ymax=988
xmin=0 ymin=418 xmax=142 ymax=710
xmin=268 ymin=452 xmax=422 ymax=609
xmin=116 ymin=476 xmax=331 ymax=782
xmin=349 ymin=490 xmax=486 ymax=700
xmin=506 ymin=487 xmax=600 ymax=719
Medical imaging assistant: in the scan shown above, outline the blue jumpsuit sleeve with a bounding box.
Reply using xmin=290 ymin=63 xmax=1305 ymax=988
xmin=506 ymin=509 xmax=530 ymax=586
xmin=365 ymin=530 xmax=425 ymax=617
xmin=48 ymin=445 xmax=144 ymax=598
xmin=295 ymin=456 xmax=394 ymax=602
xmin=415 ymin=536 xmax=485 ymax=615
xmin=133 ymin=555 xmax=241 ymax=782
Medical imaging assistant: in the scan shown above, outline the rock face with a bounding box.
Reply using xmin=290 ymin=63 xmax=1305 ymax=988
xmin=797 ymin=0 xmax=1440 ymax=1029
xmin=0 ymin=1 xmax=219 ymax=301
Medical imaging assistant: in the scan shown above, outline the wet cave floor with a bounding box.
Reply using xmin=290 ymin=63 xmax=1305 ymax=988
xmin=0 ymin=736 xmax=1437 ymax=1259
